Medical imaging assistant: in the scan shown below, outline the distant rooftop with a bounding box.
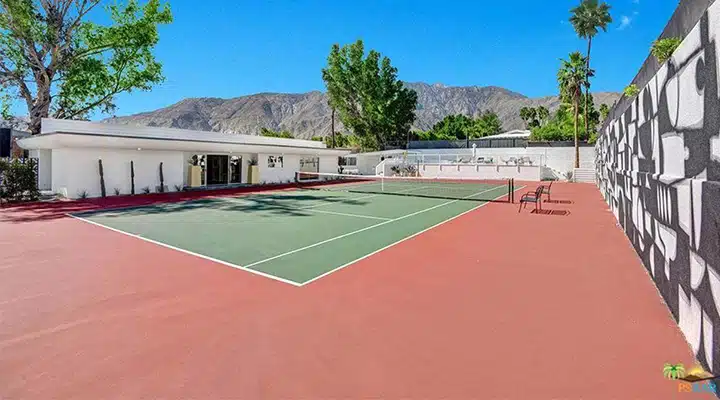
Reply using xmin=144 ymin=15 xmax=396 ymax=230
xmin=477 ymin=129 xmax=531 ymax=139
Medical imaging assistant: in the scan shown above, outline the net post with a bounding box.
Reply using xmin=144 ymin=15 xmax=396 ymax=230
xmin=509 ymin=179 xmax=514 ymax=203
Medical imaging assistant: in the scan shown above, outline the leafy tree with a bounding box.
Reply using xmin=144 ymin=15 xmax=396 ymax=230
xmin=322 ymin=39 xmax=418 ymax=151
xmin=260 ymin=127 xmax=293 ymax=138
xmin=530 ymin=105 xmax=591 ymax=142
xmin=473 ymin=110 xmax=502 ymax=137
xmin=428 ymin=114 xmax=474 ymax=140
xmin=0 ymin=0 xmax=173 ymax=135
xmin=536 ymin=106 xmax=550 ymax=126
xmin=651 ymin=37 xmax=682 ymax=64
xmin=558 ymin=52 xmax=589 ymax=168
xmin=570 ymin=0 xmax=612 ymax=153
xmin=519 ymin=107 xmax=538 ymax=128
xmin=623 ymin=84 xmax=640 ymax=98
xmin=599 ymin=103 xmax=610 ymax=121
xmin=324 ymin=131 xmax=356 ymax=148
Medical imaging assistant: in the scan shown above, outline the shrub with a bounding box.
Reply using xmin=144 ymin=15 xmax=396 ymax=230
xmin=652 ymin=37 xmax=682 ymax=64
xmin=174 ymin=184 xmax=183 ymax=192
xmin=78 ymin=190 xmax=89 ymax=199
xmin=0 ymin=159 xmax=40 ymax=202
xmin=114 ymin=188 xmax=121 ymax=196
xmin=141 ymin=186 xmax=151 ymax=194
xmin=623 ymin=84 xmax=640 ymax=98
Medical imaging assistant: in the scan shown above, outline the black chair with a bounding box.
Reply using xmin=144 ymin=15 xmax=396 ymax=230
xmin=541 ymin=180 xmax=553 ymax=202
xmin=518 ymin=186 xmax=544 ymax=212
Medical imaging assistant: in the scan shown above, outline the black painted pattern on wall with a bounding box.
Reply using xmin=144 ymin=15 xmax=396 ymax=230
xmin=597 ymin=5 xmax=720 ymax=375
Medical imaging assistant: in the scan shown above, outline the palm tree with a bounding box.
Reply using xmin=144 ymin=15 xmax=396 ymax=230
xmin=570 ymin=0 xmax=612 ymax=142
xmin=558 ymin=52 xmax=589 ymax=168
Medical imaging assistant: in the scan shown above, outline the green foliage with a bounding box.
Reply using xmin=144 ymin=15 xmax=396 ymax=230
xmin=520 ymin=107 xmax=538 ymax=128
xmin=323 ymin=131 xmax=357 ymax=148
xmin=536 ymin=106 xmax=550 ymax=126
xmin=530 ymin=104 xmax=595 ymax=142
xmin=427 ymin=114 xmax=474 ymax=139
xmin=260 ymin=127 xmax=294 ymax=138
xmin=474 ymin=110 xmax=502 ymax=137
xmin=558 ymin=52 xmax=590 ymax=106
xmin=652 ymin=37 xmax=682 ymax=64
xmin=520 ymin=106 xmax=550 ymax=129
xmin=0 ymin=0 xmax=173 ymax=134
xmin=0 ymin=158 xmax=39 ymax=202
xmin=310 ymin=136 xmax=324 ymax=142
xmin=569 ymin=0 xmax=613 ymax=40
xmin=413 ymin=111 xmax=502 ymax=141
xmin=599 ymin=103 xmax=610 ymax=120
xmin=624 ymin=84 xmax=640 ymax=98
xmin=322 ymin=39 xmax=418 ymax=151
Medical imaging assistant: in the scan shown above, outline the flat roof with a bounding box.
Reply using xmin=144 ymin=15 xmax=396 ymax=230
xmin=19 ymin=118 xmax=349 ymax=156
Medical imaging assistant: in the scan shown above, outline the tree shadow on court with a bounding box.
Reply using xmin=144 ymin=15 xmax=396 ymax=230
xmin=77 ymin=193 xmax=377 ymax=219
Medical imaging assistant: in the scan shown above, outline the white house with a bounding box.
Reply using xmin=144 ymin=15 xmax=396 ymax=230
xmin=18 ymin=119 xmax=349 ymax=199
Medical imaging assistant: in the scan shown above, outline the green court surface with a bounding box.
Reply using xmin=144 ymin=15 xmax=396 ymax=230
xmin=73 ymin=182 xmax=510 ymax=285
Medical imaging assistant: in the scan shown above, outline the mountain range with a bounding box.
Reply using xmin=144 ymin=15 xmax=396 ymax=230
xmin=5 ymin=83 xmax=621 ymax=137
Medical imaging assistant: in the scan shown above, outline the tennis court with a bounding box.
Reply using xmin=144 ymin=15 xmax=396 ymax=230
xmin=70 ymin=174 xmax=515 ymax=285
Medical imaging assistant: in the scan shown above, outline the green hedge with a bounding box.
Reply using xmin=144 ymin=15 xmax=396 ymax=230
xmin=0 ymin=159 xmax=40 ymax=203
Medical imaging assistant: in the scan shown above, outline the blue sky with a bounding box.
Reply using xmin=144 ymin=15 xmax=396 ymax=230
xmin=13 ymin=0 xmax=681 ymax=118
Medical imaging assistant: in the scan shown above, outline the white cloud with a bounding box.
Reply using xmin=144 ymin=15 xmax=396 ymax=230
xmin=619 ymin=15 xmax=632 ymax=30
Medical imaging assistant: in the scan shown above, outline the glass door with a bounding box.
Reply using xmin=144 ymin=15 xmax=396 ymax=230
xmin=207 ymin=155 xmax=229 ymax=185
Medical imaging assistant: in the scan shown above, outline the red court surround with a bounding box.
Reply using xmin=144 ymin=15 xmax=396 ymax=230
xmin=0 ymin=183 xmax=711 ymax=399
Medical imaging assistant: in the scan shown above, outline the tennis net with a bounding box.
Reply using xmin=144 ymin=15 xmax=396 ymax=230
xmin=295 ymin=172 xmax=514 ymax=202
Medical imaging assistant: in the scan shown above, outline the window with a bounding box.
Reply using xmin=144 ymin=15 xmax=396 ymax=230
xmin=299 ymin=156 xmax=319 ymax=173
xmin=268 ymin=155 xmax=284 ymax=168
xmin=339 ymin=156 xmax=357 ymax=166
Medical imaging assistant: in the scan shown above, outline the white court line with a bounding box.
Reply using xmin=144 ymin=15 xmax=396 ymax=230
xmin=66 ymin=214 xmax=303 ymax=287
xmin=66 ymin=183 xmax=522 ymax=288
xmin=242 ymin=185 xmax=506 ymax=270
xmin=305 ymin=209 xmax=391 ymax=221
xmin=297 ymin=185 xmax=430 ymax=210
xmin=300 ymin=184 xmax=526 ymax=286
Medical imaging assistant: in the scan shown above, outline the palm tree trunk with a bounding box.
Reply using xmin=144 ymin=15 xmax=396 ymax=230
xmin=574 ymin=94 xmax=580 ymax=169
xmin=584 ymin=37 xmax=592 ymax=143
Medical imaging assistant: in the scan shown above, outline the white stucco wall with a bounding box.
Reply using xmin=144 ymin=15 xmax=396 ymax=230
xmin=38 ymin=149 xmax=52 ymax=190
xmin=354 ymin=146 xmax=595 ymax=179
xmin=257 ymin=153 xmax=298 ymax=184
xmin=256 ymin=153 xmax=339 ymax=182
xmin=319 ymin=155 xmax=339 ymax=174
xmin=412 ymin=147 xmax=595 ymax=178
xmin=51 ymin=148 xmax=184 ymax=198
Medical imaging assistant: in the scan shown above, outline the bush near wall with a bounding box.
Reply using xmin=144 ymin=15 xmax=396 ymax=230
xmin=0 ymin=159 xmax=40 ymax=203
